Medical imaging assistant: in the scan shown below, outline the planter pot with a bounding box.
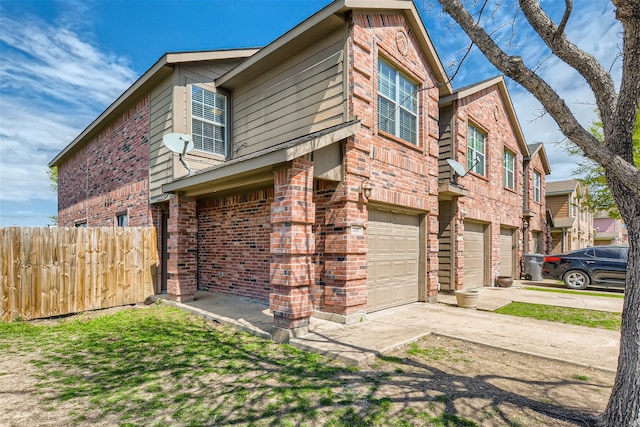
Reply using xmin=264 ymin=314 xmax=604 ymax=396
xmin=496 ymin=276 xmax=514 ymax=288
xmin=454 ymin=289 xmax=480 ymax=309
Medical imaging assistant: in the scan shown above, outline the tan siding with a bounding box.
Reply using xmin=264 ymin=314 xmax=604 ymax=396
xmin=232 ymin=25 xmax=347 ymax=158
xmin=149 ymin=75 xmax=174 ymax=202
xmin=547 ymin=195 xmax=569 ymax=218
xmin=438 ymin=106 xmax=454 ymax=182
xmin=438 ymin=200 xmax=454 ymax=291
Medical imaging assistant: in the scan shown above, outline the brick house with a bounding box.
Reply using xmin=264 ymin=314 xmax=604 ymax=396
xmin=436 ymin=76 xmax=551 ymax=290
xmin=524 ymin=142 xmax=552 ymax=254
xmin=546 ymin=179 xmax=594 ymax=253
xmin=50 ymin=0 xmax=545 ymax=340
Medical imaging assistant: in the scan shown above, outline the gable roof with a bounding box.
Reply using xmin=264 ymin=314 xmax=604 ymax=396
xmin=439 ymin=75 xmax=529 ymax=156
xmin=217 ymin=0 xmax=452 ymax=96
xmin=527 ymin=142 xmax=552 ymax=175
xmin=49 ymin=49 xmax=258 ymax=167
xmin=51 ymin=0 xmax=452 ymax=168
xmin=546 ymin=179 xmax=580 ymax=195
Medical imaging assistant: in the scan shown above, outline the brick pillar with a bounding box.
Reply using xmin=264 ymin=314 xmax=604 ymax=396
xmin=317 ymin=136 xmax=369 ymax=324
xmin=167 ymin=194 xmax=197 ymax=302
xmin=270 ymin=157 xmax=315 ymax=343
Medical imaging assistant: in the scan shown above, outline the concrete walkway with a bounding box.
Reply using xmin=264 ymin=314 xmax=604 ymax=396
xmin=155 ymin=281 xmax=623 ymax=372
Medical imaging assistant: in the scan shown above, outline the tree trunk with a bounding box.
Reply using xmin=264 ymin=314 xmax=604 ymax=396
xmin=598 ymin=176 xmax=640 ymax=427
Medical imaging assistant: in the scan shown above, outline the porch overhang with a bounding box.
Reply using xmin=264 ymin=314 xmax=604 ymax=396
xmin=162 ymin=120 xmax=360 ymax=198
xmin=437 ymin=181 xmax=469 ymax=200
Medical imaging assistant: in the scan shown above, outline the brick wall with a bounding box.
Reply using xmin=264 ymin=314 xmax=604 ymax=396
xmin=57 ymin=97 xmax=153 ymax=227
xmin=347 ymin=13 xmax=441 ymax=299
xmin=197 ymin=190 xmax=273 ymax=303
xmin=453 ymin=85 xmax=525 ymax=283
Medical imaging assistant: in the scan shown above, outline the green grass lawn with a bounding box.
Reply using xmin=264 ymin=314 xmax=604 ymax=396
xmin=1 ymin=305 xmax=477 ymax=427
xmin=495 ymin=302 xmax=622 ymax=330
xmin=524 ymin=286 xmax=624 ymax=299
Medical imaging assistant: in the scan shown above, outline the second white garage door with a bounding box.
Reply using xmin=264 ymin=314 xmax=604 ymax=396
xmin=463 ymin=221 xmax=486 ymax=288
xmin=367 ymin=209 xmax=420 ymax=312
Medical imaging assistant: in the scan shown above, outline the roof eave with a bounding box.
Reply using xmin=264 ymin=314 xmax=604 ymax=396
xmin=440 ymin=75 xmax=529 ymax=156
xmin=49 ymin=49 xmax=258 ymax=167
xmin=216 ymin=0 xmax=452 ymax=96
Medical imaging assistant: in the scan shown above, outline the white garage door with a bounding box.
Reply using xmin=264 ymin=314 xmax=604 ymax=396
xmin=463 ymin=222 xmax=486 ymax=288
xmin=367 ymin=209 xmax=420 ymax=312
xmin=500 ymin=227 xmax=515 ymax=277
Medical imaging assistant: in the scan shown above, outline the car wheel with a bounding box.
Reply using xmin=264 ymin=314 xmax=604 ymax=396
xmin=563 ymin=270 xmax=590 ymax=290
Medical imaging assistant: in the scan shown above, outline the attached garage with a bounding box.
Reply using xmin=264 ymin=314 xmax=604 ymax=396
xmin=366 ymin=208 xmax=420 ymax=312
xmin=463 ymin=221 xmax=486 ymax=288
xmin=499 ymin=227 xmax=516 ymax=277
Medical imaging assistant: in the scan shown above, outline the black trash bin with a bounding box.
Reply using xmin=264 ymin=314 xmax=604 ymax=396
xmin=521 ymin=254 xmax=544 ymax=281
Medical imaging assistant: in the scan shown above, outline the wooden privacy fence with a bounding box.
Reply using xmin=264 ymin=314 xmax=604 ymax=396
xmin=0 ymin=227 xmax=158 ymax=321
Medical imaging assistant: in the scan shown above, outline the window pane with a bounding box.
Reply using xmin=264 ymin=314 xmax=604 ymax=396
xmin=378 ymin=96 xmax=395 ymax=134
xmin=399 ymin=109 xmax=417 ymax=144
xmin=468 ymin=125 xmax=486 ymax=176
xmin=377 ymin=59 xmax=418 ymax=144
xmin=378 ymin=61 xmax=396 ymax=99
xmin=191 ymin=86 xmax=226 ymax=155
xmin=503 ymin=150 xmax=514 ymax=189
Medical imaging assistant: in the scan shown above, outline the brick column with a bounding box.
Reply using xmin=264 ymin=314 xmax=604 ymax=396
xmin=270 ymin=157 xmax=315 ymax=343
xmin=316 ymin=137 xmax=369 ymax=324
xmin=167 ymin=194 xmax=197 ymax=302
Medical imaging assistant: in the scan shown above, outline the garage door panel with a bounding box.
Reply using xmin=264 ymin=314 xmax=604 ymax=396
xmin=464 ymin=222 xmax=485 ymax=288
xmin=500 ymin=228 xmax=515 ymax=277
xmin=367 ymin=209 xmax=420 ymax=312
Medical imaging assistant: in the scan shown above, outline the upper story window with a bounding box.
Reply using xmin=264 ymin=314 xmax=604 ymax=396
xmin=533 ymin=171 xmax=541 ymax=202
xmin=377 ymin=59 xmax=418 ymax=145
xmin=192 ymin=86 xmax=226 ymax=156
xmin=467 ymin=124 xmax=486 ymax=176
xmin=503 ymin=149 xmax=515 ymax=190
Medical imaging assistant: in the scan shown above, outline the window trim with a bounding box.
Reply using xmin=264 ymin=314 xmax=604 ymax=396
xmin=503 ymin=149 xmax=515 ymax=190
xmin=377 ymin=58 xmax=419 ymax=145
xmin=190 ymin=85 xmax=227 ymax=157
xmin=467 ymin=123 xmax=486 ymax=176
xmin=533 ymin=170 xmax=541 ymax=203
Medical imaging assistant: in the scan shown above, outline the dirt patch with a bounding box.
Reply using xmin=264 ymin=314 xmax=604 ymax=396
xmin=0 ymin=307 xmax=614 ymax=426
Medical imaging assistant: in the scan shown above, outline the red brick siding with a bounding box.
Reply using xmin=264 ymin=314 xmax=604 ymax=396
xmin=346 ymin=13 xmax=441 ymax=299
xmin=57 ymin=97 xmax=153 ymax=228
xmin=197 ymin=190 xmax=272 ymax=303
xmin=454 ymin=86 xmax=525 ymax=283
xmin=524 ymin=152 xmax=548 ymax=253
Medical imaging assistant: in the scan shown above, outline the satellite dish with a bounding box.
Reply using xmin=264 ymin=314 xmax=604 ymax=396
xmin=447 ymin=159 xmax=468 ymax=177
xmin=163 ymin=133 xmax=194 ymax=156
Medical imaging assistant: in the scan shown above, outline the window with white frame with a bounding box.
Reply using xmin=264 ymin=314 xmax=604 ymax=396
xmin=467 ymin=124 xmax=486 ymax=176
xmin=377 ymin=59 xmax=418 ymax=145
xmin=191 ymin=86 xmax=226 ymax=156
xmin=503 ymin=149 xmax=515 ymax=190
xmin=533 ymin=171 xmax=541 ymax=202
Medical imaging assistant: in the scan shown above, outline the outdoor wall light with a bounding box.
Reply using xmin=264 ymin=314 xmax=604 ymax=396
xmin=522 ymin=218 xmax=529 ymax=229
xmin=361 ymin=180 xmax=374 ymax=200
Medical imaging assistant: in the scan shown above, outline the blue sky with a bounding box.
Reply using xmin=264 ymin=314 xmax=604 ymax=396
xmin=0 ymin=0 xmax=622 ymax=226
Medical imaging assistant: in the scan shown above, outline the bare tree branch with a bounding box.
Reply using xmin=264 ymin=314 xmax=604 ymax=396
xmin=437 ymin=0 xmax=640 ymax=200
xmin=518 ymin=0 xmax=617 ymax=122
xmin=554 ymin=0 xmax=572 ymax=38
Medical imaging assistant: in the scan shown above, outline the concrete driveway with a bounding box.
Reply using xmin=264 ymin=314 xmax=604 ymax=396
xmin=156 ymin=280 xmax=623 ymax=372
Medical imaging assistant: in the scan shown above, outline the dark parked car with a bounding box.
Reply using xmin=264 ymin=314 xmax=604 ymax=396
xmin=542 ymin=246 xmax=628 ymax=290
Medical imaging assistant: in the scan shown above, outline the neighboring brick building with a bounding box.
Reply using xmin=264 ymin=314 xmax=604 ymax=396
xmin=546 ymin=179 xmax=594 ymax=253
xmin=51 ymin=0 xmax=549 ymax=341
xmin=523 ymin=143 xmax=552 ymax=254
xmin=436 ymin=77 xmax=551 ymax=290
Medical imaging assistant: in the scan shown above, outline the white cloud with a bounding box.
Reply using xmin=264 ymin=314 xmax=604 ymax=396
xmin=0 ymin=12 xmax=136 ymax=217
